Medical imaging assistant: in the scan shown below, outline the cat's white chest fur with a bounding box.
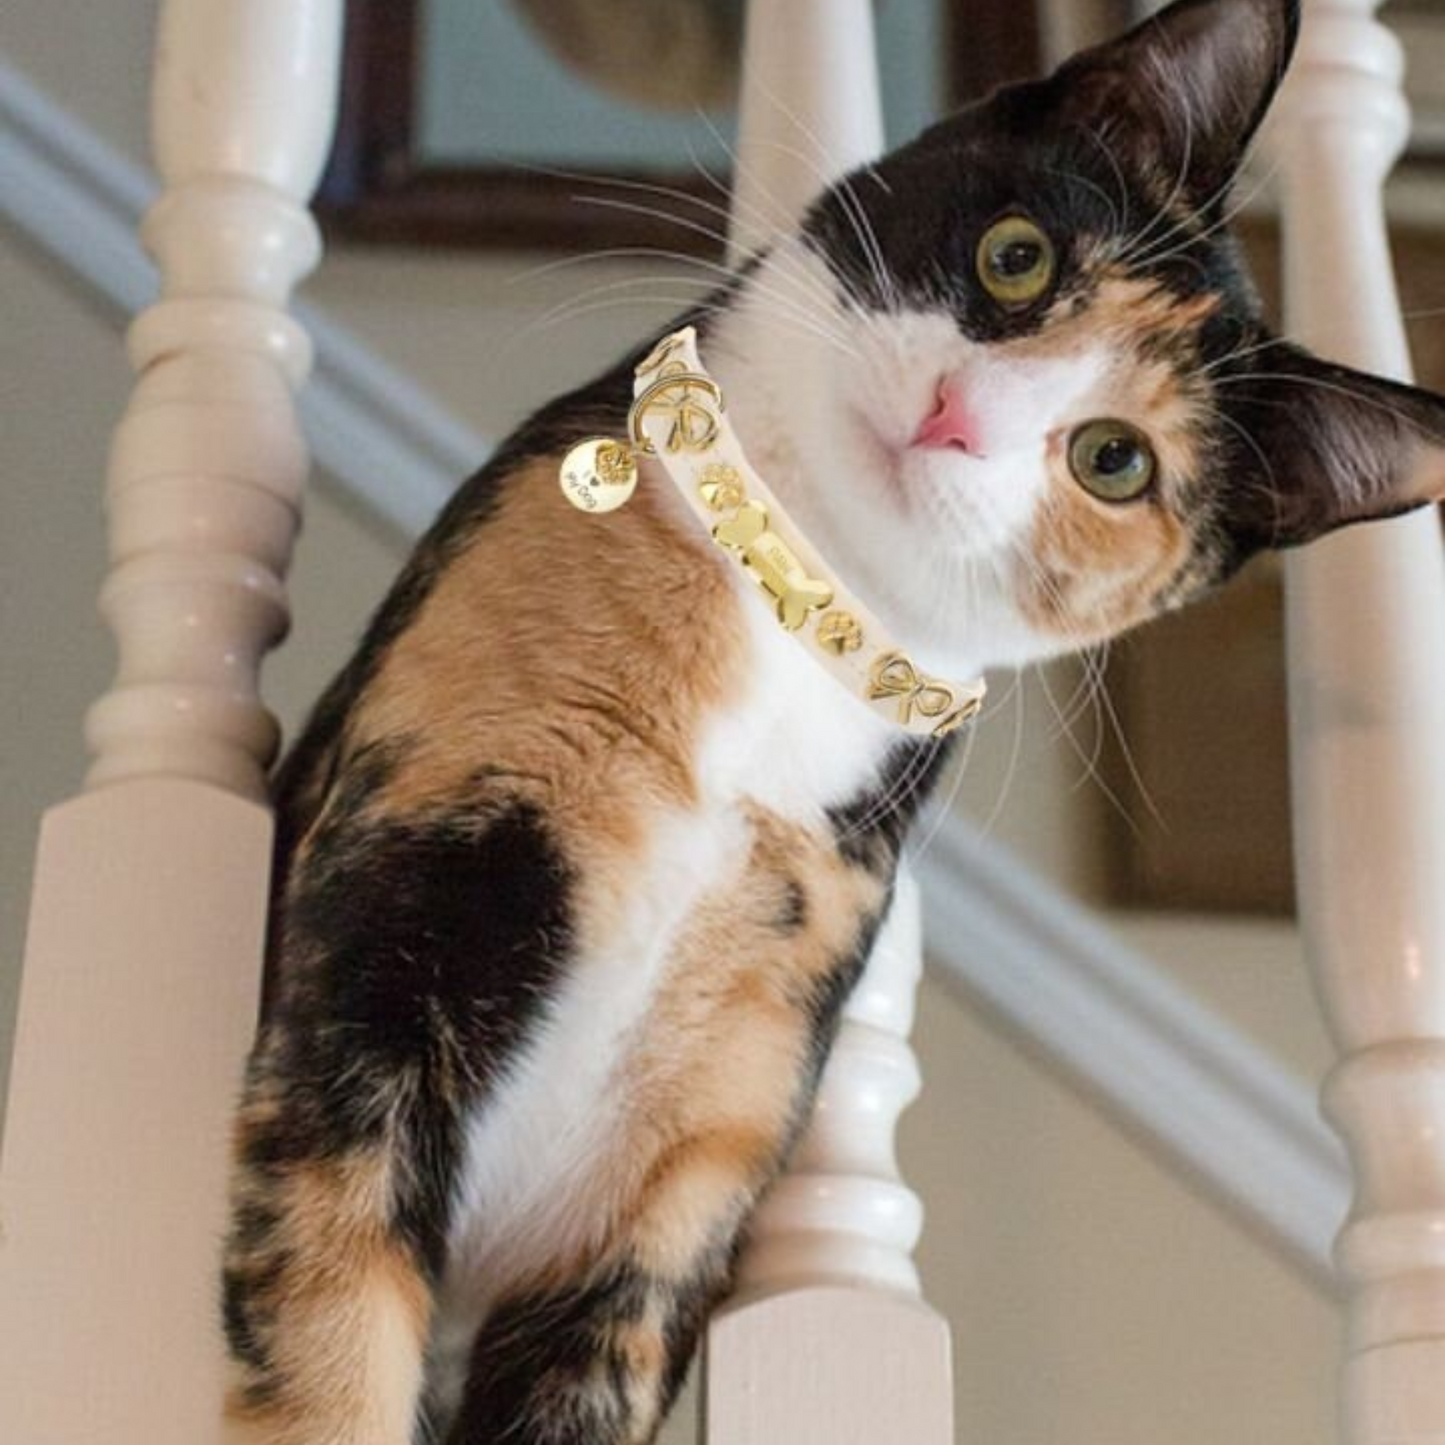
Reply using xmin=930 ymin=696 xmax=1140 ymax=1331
xmin=429 ymin=555 xmax=895 ymax=1402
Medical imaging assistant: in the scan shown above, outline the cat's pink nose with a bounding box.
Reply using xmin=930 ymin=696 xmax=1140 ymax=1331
xmin=912 ymin=382 xmax=986 ymax=456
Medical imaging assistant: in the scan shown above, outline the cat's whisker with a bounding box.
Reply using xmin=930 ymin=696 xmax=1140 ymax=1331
xmin=1081 ymin=124 xmax=1135 ymax=239
xmin=1215 ymin=371 xmax=1445 ymax=443
xmin=574 ymin=196 xmax=745 ymax=264
xmin=729 ymin=74 xmax=900 ymax=311
xmin=534 ymin=229 xmax=859 ymax=352
xmin=973 ymin=667 xmax=1029 ymax=842
xmin=1124 ymin=92 xmax=1285 ymax=270
xmin=1033 ymin=652 xmax=1156 ymax=844
xmin=1196 ymin=333 xmax=1290 ymax=376
xmin=831 ymin=737 xmax=945 ymax=849
xmin=1211 ymin=404 xmax=1289 ymax=540
xmin=744 ymin=72 xmax=894 ymax=201
xmin=684 ymin=111 xmax=889 ymax=325
xmin=906 ymin=736 xmax=976 ymax=867
xmin=510 ymin=293 xmax=853 ymax=367
xmin=508 ymin=236 xmax=862 ymax=361
xmin=1090 ymin=651 xmax=1169 ymax=832
xmin=691 ymin=107 xmax=813 ymax=247
xmin=1109 ymin=70 xmax=1200 ymax=261
xmin=1135 ymin=152 xmax=1282 ymax=270
xmin=1039 ymin=162 xmax=1125 ymax=236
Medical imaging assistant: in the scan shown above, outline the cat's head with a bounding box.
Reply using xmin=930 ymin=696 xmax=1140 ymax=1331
xmin=718 ymin=0 xmax=1445 ymax=676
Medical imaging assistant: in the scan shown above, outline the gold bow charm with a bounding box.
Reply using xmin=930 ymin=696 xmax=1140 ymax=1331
xmin=868 ymin=652 xmax=981 ymax=737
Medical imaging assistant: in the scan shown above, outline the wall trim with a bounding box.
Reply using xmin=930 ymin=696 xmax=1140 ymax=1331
xmin=0 ymin=51 xmax=1345 ymax=1295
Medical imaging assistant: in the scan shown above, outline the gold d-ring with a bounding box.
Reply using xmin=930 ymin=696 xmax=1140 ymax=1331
xmin=628 ymin=372 xmax=725 ymax=453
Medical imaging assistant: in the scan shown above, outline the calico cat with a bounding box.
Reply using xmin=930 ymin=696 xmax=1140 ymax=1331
xmin=222 ymin=1 xmax=1445 ymax=1441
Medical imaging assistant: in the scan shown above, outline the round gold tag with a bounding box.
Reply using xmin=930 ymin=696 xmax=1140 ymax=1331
xmin=559 ymin=438 xmax=638 ymax=514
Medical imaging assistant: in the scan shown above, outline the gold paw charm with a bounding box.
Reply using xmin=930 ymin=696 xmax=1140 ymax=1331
xmin=816 ymin=610 xmax=865 ymax=656
xmin=711 ymin=500 xmax=835 ymax=632
xmin=868 ymin=651 xmax=981 ymax=737
xmin=698 ymin=463 xmax=746 ymax=514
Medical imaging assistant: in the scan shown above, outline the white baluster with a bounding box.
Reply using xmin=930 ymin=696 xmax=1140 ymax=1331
xmin=705 ymin=5 xmax=953 ymax=1439
xmin=706 ymin=874 xmax=952 ymax=1443
xmin=1272 ymin=3 xmax=1445 ymax=1443
xmin=0 ymin=3 xmax=340 ymax=1442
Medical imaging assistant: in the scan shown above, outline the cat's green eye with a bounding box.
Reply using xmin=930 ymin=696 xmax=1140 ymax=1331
xmin=1068 ymin=420 xmax=1157 ymax=503
xmin=976 ymin=216 xmax=1056 ymax=307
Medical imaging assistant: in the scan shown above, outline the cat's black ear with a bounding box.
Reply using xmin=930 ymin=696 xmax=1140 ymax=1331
xmin=1220 ymin=343 xmax=1445 ymax=550
xmin=1049 ymin=0 xmax=1300 ymax=213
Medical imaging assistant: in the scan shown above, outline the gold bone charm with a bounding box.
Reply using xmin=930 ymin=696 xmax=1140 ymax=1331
xmin=559 ymin=437 xmax=638 ymax=513
xmin=868 ymin=651 xmax=981 ymax=737
xmin=713 ymin=501 xmax=835 ymax=632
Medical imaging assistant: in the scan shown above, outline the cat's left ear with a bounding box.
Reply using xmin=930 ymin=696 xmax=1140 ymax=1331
xmin=1050 ymin=0 xmax=1301 ymax=213
xmin=1221 ymin=343 xmax=1445 ymax=550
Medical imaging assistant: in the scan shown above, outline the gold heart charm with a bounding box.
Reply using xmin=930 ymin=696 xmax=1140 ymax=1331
xmin=713 ymin=501 xmax=769 ymax=551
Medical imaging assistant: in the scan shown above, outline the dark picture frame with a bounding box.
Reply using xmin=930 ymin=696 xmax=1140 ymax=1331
xmin=318 ymin=0 xmax=1045 ymax=251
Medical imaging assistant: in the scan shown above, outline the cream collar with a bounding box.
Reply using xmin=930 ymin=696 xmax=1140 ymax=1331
xmin=559 ymin=327 xmax=986 ymax=740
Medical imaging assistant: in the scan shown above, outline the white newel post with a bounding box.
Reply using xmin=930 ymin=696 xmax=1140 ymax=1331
xmin=0 ymin=3 xmax=341 ymax=1442
xmin=1273 ymin=2 xmax=1445 ymax=1442
xmin=705 ymin=3 xmax=954 ymax=1440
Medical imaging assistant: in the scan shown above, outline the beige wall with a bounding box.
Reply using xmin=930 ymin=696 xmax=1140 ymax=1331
xmin=0 ymin=7 xmax=1340 ymax=1442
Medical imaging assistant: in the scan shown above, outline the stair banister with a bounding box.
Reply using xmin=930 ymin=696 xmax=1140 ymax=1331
xmin=0 ymin=1 xmax=341 ymax=1440
xmin=1272 ymin=1 xmax=1445 ymax=1441
xmin=703 ymin=2 xmax=954 ymax=1442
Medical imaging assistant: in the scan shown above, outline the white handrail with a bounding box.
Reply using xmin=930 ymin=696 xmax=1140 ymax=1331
xmin=0 ymin=33 xmax=1343 ymax=1296
xmin=1272 ymin=1 xmax=1445 ymax=1439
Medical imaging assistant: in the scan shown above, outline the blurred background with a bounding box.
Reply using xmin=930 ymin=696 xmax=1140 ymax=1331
xmin=4 ymin=2 xmax=1445 ymax=1441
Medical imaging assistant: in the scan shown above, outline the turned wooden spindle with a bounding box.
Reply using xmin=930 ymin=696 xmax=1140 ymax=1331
xmin=89 ymin=0 xmax=340 ymax=798
xmin=0 ymin=4 xmax=341 ymax=1442
xmin=705 ymin=2 xmax=953 ymax=1439
xmin=1272 ymin=2 xmax=1445 ymax=1441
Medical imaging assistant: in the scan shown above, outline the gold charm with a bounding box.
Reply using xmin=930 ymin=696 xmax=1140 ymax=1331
xmin=698 ymin=463 xmax=746 ymax=514
xmin=636 ymin=334 xmax=688 ymax=377
xmin=868 ymin=651 xmax=981 ymax=737
xmin=630 ymin=374 xmax=723 ymax=455
xmin=559 ymin=438 xmax=638 ymax=514
xmin=816 ymin=610 xmax=865 ymax=656
xmin=712 ymin=501 xmax=835 ymax=632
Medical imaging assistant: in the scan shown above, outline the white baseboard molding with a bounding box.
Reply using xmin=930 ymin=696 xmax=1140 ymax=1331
xmin=0 ymin=48 xmax=1346 ymax=1297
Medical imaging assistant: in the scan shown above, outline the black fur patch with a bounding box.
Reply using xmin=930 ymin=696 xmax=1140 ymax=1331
xmin=250 ymin=798 xmax=574 ymax=1277
xmin=827 ymin=739 xmax=951 ymax=872
xmin=445 ymin=1252 xmax=728 ymax=1445
xmin=447 ymin=1268 xmax=649 ymax=1445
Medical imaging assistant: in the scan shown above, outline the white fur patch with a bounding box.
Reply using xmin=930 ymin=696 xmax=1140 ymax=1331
xmin=430 ymin=550 xmax=894 ymax=1415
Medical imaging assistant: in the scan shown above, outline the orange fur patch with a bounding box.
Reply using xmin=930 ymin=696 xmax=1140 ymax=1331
xmin=350 ymin=460 xmax=746 ymax=866
xmin=606 ymin=810 xmax=886 ymax=1281
xmin=224 ymin=1149 xmax=431 ymax=1445
xmin=1013 ymin=269 xmax=1217 ymax=640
